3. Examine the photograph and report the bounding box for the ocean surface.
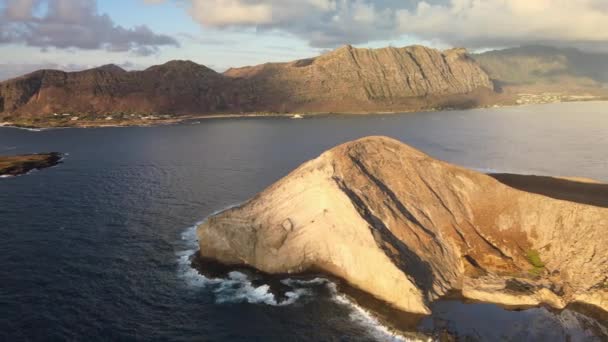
[1,102,607,341]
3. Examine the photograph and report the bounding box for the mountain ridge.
[0,45,496,124]
[474,45,608,89]
[2,44,607,127]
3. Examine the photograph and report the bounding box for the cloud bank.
[0,0,179,55]
[159,0,608,50]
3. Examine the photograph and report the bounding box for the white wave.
[176,205,314,306]
[180,223,200,249]
[215,271,276,305]
[177,207,425,340]
[326,283,427,342]
[282,277,425,341]
[556,309,608,337]
[0,125,46,132]
[176,248,223,287]
[281,277,331,287]
[175,202,246,276]
[0,174,13,178]
[213,271,314,306]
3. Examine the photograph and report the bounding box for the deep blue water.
[1,102,607,341]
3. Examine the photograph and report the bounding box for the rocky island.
[0,152,62,177]
[197,136,607,318]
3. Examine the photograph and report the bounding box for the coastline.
[1,98,607,130]
[191,132,608,327]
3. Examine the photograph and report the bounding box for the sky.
[1,0,608,80]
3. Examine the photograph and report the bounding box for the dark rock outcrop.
[0,152,62,176]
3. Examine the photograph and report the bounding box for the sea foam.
[177,210,424,341]
[176,207,314,306]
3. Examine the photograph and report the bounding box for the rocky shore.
[0,152,62,176]
[197,136,608,318]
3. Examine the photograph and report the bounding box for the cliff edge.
[197,136,608,315]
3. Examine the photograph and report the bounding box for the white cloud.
[396,0,608,50]
[157,0,608,50]
[191,0,273,26]
[0,0,179,55]
[184,0,400,47]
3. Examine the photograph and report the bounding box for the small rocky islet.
[0,152,62,177]
[196,136,608,321]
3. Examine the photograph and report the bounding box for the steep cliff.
[225,45,494,112]
[0,45,495,120]
[197,136,608,315]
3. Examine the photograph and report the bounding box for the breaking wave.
[176,213,422,341]
[327,283,421,342]
[176,222,315,306]
[214,271,313,306]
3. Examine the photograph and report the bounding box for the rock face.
[0,152,62,176]
[0,45,494,119]
[225,45,494,112]
[0,61,250,118]
[197,136,608,315]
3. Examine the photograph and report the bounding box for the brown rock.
[226,45,494,112]
[0,61,244,118]
[0,152,62,176]
[197,136,608,316]
[0,45,495,120]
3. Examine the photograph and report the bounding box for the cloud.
[186,0,400,47]
[177,32,236,45]
[0,0,179,55]
[396,0,608,51]
[158,0,608,50]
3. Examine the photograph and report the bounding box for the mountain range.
[1,45,606,126]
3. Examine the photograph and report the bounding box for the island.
[196,136,607,318]
[0,152,62,177]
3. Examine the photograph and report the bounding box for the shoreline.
[2,99,607,130]
[0,152,63,177]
